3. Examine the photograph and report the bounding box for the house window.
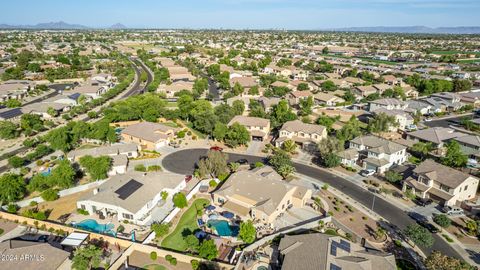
[128,152,132,157]
[440,184,450,193]
[80,205,85,210]
[464,185,468,191]
[122,213,133,220]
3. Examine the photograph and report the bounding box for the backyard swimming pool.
[207,220,239,237]
[74,219,115,235]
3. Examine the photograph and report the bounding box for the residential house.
[314,92,346,106]
[212,166,312,223]
[288,90,312,106]
[371,108,414,131]
[160,81,194,98]
[341,135,407,173]
[67,143,139,175]
[258,96,281,113]
[276,120,327,151]
[0,240,71,270]
[406,127,466,149]
[72,84,107,99]
[0,82,30,102]
[278,233,396,270]
[368,98,407,112]
[228,115,271,141]
[459,91,480,108]
[229,76,258,90]
[21,102,71,119]
[405,100,432,115]
[453,135,480,160]
[121,122,180,150]
[77,171,187,225]
[353,85,377,98]
[403,159,479,206]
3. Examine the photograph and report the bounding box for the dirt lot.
[21,189,94,222]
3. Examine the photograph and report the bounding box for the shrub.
[328,211,334,216]
[209,180,218,188]
[29,201,38,207]
[217,173,229,181]
[394,239,402,247]
[150,251,157,260]
[77,208,89,215]
[134,164,146,172]
[7,204,18,213]
[190,259,200,270]
[176,130,186,138]
[147,165,162,172]
[362,216,367,220]
[321,184,329,190]
[8,156,25,168]
[41,189,59,201]
[151,223,170,238]
[117,225,125,233]
[433,214,451,228]
[172,192,188,208]
[254,162,264,168]
[442,234,454,243]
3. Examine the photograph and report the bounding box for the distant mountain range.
[325,26,480,34]
[0,22,479,34]
[0,21,128,30]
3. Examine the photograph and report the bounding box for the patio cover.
[222,200,250,217]
[60,232,89,247]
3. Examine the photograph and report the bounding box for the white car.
[361,169,376,177]
[424,118,432,122]
[443,206,464,216]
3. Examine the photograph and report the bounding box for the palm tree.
[277,164,296,179]
[282,139,297,154]
[228,162,240,172]
[466,220,478,236]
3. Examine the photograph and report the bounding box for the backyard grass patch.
[142,264,168,270]
[161,198,209,251]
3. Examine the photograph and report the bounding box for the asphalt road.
[121,59,144,98]
[162,148,462,259]
[423,113,476,128]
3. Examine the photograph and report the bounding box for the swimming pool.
[74,219,115,235]
[208,220,239,237]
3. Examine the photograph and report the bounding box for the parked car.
[424,118,432,122]
[407,211,425,223]
[360,169,376,177]
[414,197,433,207]
[210,146,223,151]
[442,206,464,216]
[418,220,440,233]
[236,158,248,165]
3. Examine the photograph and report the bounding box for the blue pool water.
[208,220,239,237]
[75,219,115,235]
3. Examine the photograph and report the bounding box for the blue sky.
[2,0,479,29]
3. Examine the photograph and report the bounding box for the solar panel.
[331,239,351,256]
[330,263,342,270]
[115,179,143,200]
[0,108,22,119]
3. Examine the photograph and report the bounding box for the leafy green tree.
[198,239,218,260]
[79,155,112,180]
[297,83,309,91]
[20,114,44,134]
[185,234,200,252]
[322,47,329,54]
[336,116,362,141]
[411,142,433,160]
[453,79,472,92]
[270,100,297,128]
[72,244,103,270]
[268,149,293,171]
[232,100,245,116]
[367,113,398,133]
[0,173,26,203]
[46,126,73,152]
[323,153,341,168]
[232,82,245,96]
[51,160,76,189]
[213,123,228,141]
[47,107,58,117]
[8,156,25,168]
[41,189,59,201]
[225,122,250,147]
[433,214,451,228]
[0,121,19,139]
[173,192,188,208]
[5,99,21,108]
[299,96,314,116]
[316,115,337,131]
[384,170,402,184]
[404,224,434,248]
[318,136,343,157]
[321,80,337,91]
[442,141,468,168]
[151,223,170,238]
[238,220,256,244]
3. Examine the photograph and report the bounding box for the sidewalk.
[293,157,479,266]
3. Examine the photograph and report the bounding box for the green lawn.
[161,198,209,251]
[166,102,178,108]
[161,121,180,128]
[431,51,480,56]
[185,122,207,139]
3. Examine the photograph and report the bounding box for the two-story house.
[368,98,407,112]
[403,159,479,206]
[228,115,271,141]
[340,135,407,173]
[453,135,480,161]
[121,122,180,150]
[275,120,327,151]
